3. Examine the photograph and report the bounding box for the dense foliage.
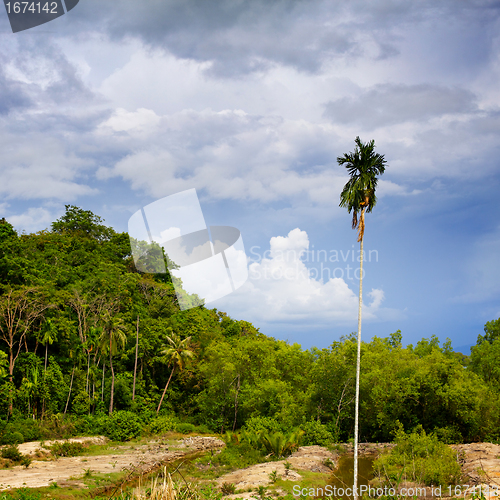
[0,209,499,445]
[373,425,462,487]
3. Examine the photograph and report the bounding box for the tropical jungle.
[0,207,499,500]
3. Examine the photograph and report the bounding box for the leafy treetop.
[0,218,17,241]
[51,206,114,241]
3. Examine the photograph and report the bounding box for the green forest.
[1,206,500,447]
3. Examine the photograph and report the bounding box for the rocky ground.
[1,439,499,496]
[451,443,500,489]
[0,436,224,490]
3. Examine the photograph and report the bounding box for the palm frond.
[338,136,387,236]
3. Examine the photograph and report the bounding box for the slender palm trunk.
[232,374,241,432]
[132,315,139,401]
[64,365,76,415]
[353,224,364,500]
[109,339,115,415]
[156,366,175,414]
[101,362,105,402]
[44,343,48,372]
[85,351,91,395]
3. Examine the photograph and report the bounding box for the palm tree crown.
[161,333,194,371]
[338,136,387,241]
[156,332,194,413]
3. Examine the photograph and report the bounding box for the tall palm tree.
[156,332,194,414]
[99,312,127,415]
[338,136,387,500]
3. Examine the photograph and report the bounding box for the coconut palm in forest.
[338,136,387,500]
[156,332,194,414]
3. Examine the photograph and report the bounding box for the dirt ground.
[216,445,339,499]
[1,439,500,495]
[451,443,500,488]
[0,436,224,490]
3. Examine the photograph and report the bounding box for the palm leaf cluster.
[225,428,304,458]
[338,136,387,241]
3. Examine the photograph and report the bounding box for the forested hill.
[0,206,499,445]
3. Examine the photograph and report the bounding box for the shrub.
[12,419,41,442]
[221,482,236,495]
[1,431,24,445]
[434,426,463,444]
[39,414,76,439]
[175,422,196,434]
[105,411,142,441]
[149,415,177,435]
[10,488,41,500]
[259,429,304,458]
[50,441,85,458]
[374,425,462,487]
[301,420,334,446]
[71,391,91,416]
[72,414,108,437]
[242,416,282,435]
[1,445,23,462]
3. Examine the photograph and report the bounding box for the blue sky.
[1,0,500,352]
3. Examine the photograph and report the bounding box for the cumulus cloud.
[5,206,57,233]
[97,108,350,205]
[213,228,394,325]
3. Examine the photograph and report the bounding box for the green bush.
[1,431,24,445]
[374,425,462,487]
[301,420,333,446]
[105,411,142,441]
[258,429,304,458]
[71,391,91,416]
[71,414,106,437]
[175,422,196,434]
[149,415,177,435]
[13,419,41,442]
[50,441,85,458]
[39,414,76,439]
[10,487,41,500]
[434,426,463,444]
[1,445,23,462]
[242,416,282,435]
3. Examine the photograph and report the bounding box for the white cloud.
[213,228,395,325]
[98,107,161,134]
[0,131,96,201]
[6,207,56,233]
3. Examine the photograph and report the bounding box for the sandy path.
[0,436,224,490]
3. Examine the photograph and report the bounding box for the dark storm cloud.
[0,38,112,201]
[57,0,371,75]
[59,0,500,77]
[323,84,478,127]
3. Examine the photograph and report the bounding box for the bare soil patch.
[216,445,339,497]
[0,436,224,491]
[451,443,500,488]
